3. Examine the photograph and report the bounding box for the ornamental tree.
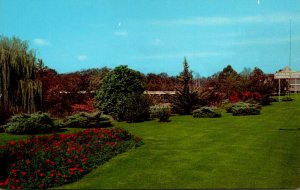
[171,57,199,114]
[96,65,149,122]
[0,36,42,114]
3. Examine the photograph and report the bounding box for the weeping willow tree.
[0,36,42,113]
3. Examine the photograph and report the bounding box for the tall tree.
[171,57,199,114]
[0,36,42,113]
[96,65,149,122]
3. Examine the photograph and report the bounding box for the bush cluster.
[3,112,59,135]
[226,102,261,116]
[192,107,221,118]
[0,128,143,189]
[62,112,112,128]
[281,96,294,101]
[150,105,171,122]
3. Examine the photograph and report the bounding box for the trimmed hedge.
[226,102,261,116]
[62,112,112,128]
[150,105,171,122]
[192,107,221,118]
[3,112,59,135]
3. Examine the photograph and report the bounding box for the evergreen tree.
[96,65,149,122]
[0,36,42,113]
[171,57,198,114]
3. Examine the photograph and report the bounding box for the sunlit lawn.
[1,95,300,188]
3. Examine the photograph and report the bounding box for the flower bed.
[0,128,143,189]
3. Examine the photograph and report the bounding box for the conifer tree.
[171,57,198,114]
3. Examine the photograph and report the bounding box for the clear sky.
[1,0,300,76]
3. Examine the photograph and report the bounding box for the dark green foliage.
[226,102,261,116]
[124,93,150,123]
[3,112,59,135]
[281,96,294,101]
[96,65,149,122]
[171,58,199,115]
[62,112,112,128]
[150,105,171,122]
[192,107,221,118]
[269,97,279,102]
[259,95,271,105]
[0,107,13,126]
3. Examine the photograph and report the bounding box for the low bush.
[269,97,279,102]
[281,96,294,101]
[225,102,261,113]
[62,112,112,128]
[227,102,261,116]
[0,128,143,189]
[192,107,221,118]
[3,112,59,135]
[150,105,171,122]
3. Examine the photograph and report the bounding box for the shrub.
[150,105,171,122]
[124,93,150,123]
[269,97,279,102]
[3,112,59,135]
[62,112,112,128]
[225,102,261,113]
[192,107,221,118]
[281,96,294,101]
[96,65,147,122]
[0,128,143,189]
[227,102,261,116]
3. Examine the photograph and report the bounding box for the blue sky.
[1,0,300,76]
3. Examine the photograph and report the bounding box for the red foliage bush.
[0,128,143,189]
[71,98,96,113]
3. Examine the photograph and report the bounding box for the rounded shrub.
[124,93,150,123]
[62,112,112,128]
[150,105,171,122]
[4,112,59,135]
[192,107,221,118]
[228,102,261,116]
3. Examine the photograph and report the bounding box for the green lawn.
[2,96,300,188]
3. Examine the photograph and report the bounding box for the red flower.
[21,172,27,176]
[9,141,16,146]
[26,159,30,164]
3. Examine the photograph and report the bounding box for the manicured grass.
[1,95,300,188]
[60,95,300,189]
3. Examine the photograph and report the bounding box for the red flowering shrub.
[71,98,96,113]
[0,128,143,189]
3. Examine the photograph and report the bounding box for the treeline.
[0,36,288,123]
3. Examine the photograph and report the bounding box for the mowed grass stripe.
[61,96,300,189]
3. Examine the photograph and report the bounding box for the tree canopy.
[0,36,42,113]
[96,65,149,121]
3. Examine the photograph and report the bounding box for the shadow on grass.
[279,128,300,131]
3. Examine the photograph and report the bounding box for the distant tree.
[0,36,42,113]
[145,72,179,91]
[171,57,199,114]
[248,67,273,96]
[96,65,149,122]
[217,65,242,98]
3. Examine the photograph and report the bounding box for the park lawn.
[60,96,300,189]
[1,95,300,188]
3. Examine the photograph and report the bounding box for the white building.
[274,66,300,93]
